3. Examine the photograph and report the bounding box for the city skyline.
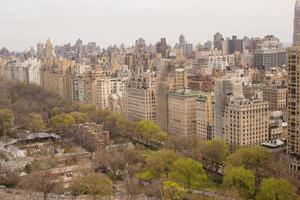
[0,0,294,51]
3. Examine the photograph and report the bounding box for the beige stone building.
[156,61,188,131]
[243,84,287,113]
[123,71,157,122]
[168,90,198,136]
[71,69,125,110]
[40,57,75,100]
[196,92,214,140]
[260,86,287,112]
[223,97,269,147]
[214,74,243,139]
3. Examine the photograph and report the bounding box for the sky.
[0,0,295,51]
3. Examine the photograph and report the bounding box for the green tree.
[70,112,87,124]
[137,120,161,135]
[163,181,186,200]
[170,158,207,190]
[136,170,155,182]
[223,166,255,199]
[152,132,169,142]
[135,120,169,144]
[256,178,298,200]
[76,173,113,200]
[28,113,46,132]
[227,147,275,187]
[103,112,127,137]
[0,109,14,136]
[199,140,228,173]
[146,149,179,178]
[50,113,75,129]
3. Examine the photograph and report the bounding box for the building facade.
[124,71,157,122]
[156,62,188,131]
[168,90,198,136]
[196,92,214,140]
[287,47,300,157]
[253,49,286,70]
[223,97,269,147]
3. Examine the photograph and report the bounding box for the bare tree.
[124,176,140,200]
[20,171,56,200]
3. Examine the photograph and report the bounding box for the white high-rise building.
[23,58,41,85]
[11,58,41,85]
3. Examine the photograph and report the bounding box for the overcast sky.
[0,0,295,51]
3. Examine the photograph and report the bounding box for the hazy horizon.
[0,0,295,51]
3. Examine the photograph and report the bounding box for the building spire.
[293,0,300,46]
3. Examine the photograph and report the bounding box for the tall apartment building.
[260,86,287,112]
[283,0,300,185]
[23,58,42,85]
[124,71,157,122]
[253,49,286,70]
[156,61,188,131]
[40,58,75,99]
[223,96,269,147]
[37,42,45,58]
[71,70,124,110]
[257,35,282,50]
[213,32,223,51]
[156,38,169,58]
[72,75,85,103]
[177,35,193,58]
[9,58,42,85]
[95,77,112,109]
[195,50,235,75]
[168,90,198,136]
[44,39,54,58]
[228,35,243,54]
[244,84,288,113]
[294,0,300,46]
[12,60,27,82]
[287,47,300,156]
[196,92,214,140]
[213,32,228,54]
[214,74,243,139]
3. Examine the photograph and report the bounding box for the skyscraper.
[168,90,198,136]
[156,61,187,131]
[179,34,185,45]
[156,38,168,58]
[213,74,243,139]
[293,0,300,46]
[44,39,54,58]
[287,0,300,158]
[213,32,223,51]
[124,71,157,122]
[287,48,300,156]
[285,1,300,183]
[228,35,244,54]
[37,42,44,58]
